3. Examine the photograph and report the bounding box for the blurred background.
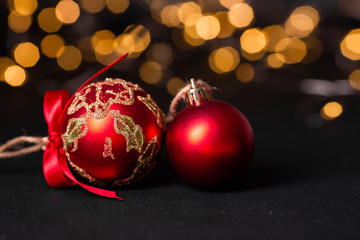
[0,0,359,152]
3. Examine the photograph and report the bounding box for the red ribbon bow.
[42,53,128,200]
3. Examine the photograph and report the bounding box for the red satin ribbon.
[42,53,128,200]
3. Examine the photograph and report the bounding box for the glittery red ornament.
[60,78,165,186]
[166,80,254,187]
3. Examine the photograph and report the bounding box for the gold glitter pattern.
[110,110,144,153]
[114,135,159,186]
[103,137,115,159]
[67,78,143,120]
[66,152,105,186]
[62,116,88,152]
[137,94,166,129]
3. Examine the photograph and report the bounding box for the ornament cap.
[186,78,209,106]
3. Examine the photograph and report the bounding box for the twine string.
[0,136,48,159]
[166,79,215,122]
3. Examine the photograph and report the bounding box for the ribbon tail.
[57,152,122,200]
[62,166,122,200]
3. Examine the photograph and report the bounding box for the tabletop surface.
[1,74,359,240]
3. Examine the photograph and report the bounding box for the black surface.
[1,78,360,240]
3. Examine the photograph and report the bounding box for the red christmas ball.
[166,91,254,187]
[60,78,165,186]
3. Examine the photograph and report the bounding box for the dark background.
[1,0,360,239]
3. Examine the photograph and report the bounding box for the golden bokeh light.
[8,11,32,33]
[115,24,151,57]
[240,28,268,54]
[241,49,265,61]
[178,2,202,26]
[13,42,40,68]
[95,51,120,66]
[228,3,254,28]
[37,8,63,33]
[4,65,27,87]
[106,0,129,14]
[214,11,235,39]
[167,77,185,96]
[263,25,288,52]
[349,69,360,91]
[40,34,65,58]
[220,0,244,9]
[275,38,307,64]
[235,63,254,83]
[139,61,162,84]
[183,25,206,47]
[147,43,173,67]
[196,15,220,40]
[80,0,106,13]
[340,29,360,61]
[55,0,81,24]
[161,4,181,27]
[56,45,82,71]
[209,46,240,73]
[285,6,319,38]
[0,57,15,81]
[320,101,343,120]
[92,30,116,56]
[266,53,285,68]
[13,0,37,16]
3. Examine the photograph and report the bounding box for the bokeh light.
[0,57,15,81]
[167,77,185,96]
[55,0,81,24]
[178,2,202,26]
[240,28,268,54]
[228,3,254,28]
[285,6,319,38]
[235,63,254,83]
[106,0,129,14]
[320,101,343,121]
[349,69,360,91]
[13,42,40,68]
[13,0,38,16]
[196,15,220,40]
[183,24,205,47]
[8,11,32,33]
[92,30,116,56]
[275,38,307,64]
[266,53,285,68]
[4,65,27,87]
[56,45,82,71]
[80,0,106,14]
[263,25,288,52]
[115,24,151,57]
[139,61,162,84]
[340,29,360,61]
[209,46,240,73]
[40,34,65,58]
[147,43,173,67]
[220,0,243,9]
[161,4,181,27]
[37,8,63,33]
[214,11,235,39]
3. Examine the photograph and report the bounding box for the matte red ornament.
[60,78,165,186]
[166,79,254,187]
